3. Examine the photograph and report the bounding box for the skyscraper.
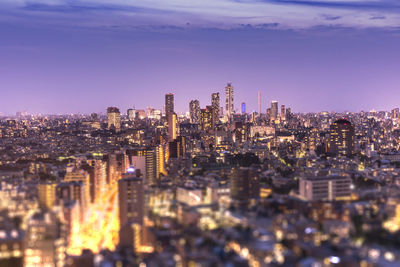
[127,108,136,121]
[165,93,174,120]
[168,112,177,141]
[241,102,246,114]
[230,167,260,203]
[281,104,285,121]
[200,106,213,130]
[329,119,354,156]
[270,101,278,122]
[118,173,144,248]
[211,92,220,117]
[107,107,121,131]
[225,83,234,118]
[258,91,261,115]
[189,100,201,124]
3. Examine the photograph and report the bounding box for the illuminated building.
[0,229,24,267]
[280,104,285,121]
[168,112,177,141]
[329,119,354,156]
[156,144,166,177]
[270,101,278,121]
[127,148,158,185]
[391,108,400,119]
[225,83,234,118]
[189,100,200,124]
[258,91,261,115]
[56,181,87,220]
[38,182,57,210]
[118,173,144,248]
[25,211,66,267]
[64,168,90,209]
[305,128,320,151]
[165,93,174,120]
[107,107,121,132]
[200,106,214,130]
[81,160,107,203]
[127,108,136,121]
[299,176,352,201]
[241,102,246,114]
[230,167,260,203]
[211,92,220,120]
[169,136,186,158]
[286,107,291,120]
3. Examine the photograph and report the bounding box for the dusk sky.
[1,0,400,115]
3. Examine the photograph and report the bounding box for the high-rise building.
[230,167,260,203]
[241,102,246,114]
[270,101,278,121]
[391,108,400,119]
[168,112,177,141]
[211,92,220,117]
[127,147,160,185]
[280,104,285,121]
[329,119,354,156]
[118,173,144,248]
[107,107,121,132]
[169,136,186,158]
[189,100,201,124]
[127,108,136,121]
[225,83,234,118]
[165,93,174,120]
[200,106,214,130]
[258,91,261,115]
[38,182,57,210]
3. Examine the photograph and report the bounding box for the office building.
[329,119,354,156]
[107,107,121,132]
[189,100,201,124]
[165,93,174,120]
[168,112,177,141]
[38,182,57,210]
[299,176,352,201]
[270,101,278,121]
[118,173,144,248]
[230,167,260,203]
[281,104,285,121]
[211,93,220,118]
[225,83,234,118]
[127,108,136,121]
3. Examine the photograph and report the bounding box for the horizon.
[1,1,400,114]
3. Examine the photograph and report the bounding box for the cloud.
[0,0,400,29]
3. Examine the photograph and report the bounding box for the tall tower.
[270,101,278,122]
[189,100,200,124]
[281,105,285,121]
[168,112,177,141]
[118,173,144,248]
[329,119,354,156]
[211,93,220,117]
[107,107,121,131]
[258,91,261,115]
[241,102,246,114]
[225,83,234,118]
[165,93,174,120]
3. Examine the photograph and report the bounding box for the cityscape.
[1,84,400,266]
[2,0,400,267]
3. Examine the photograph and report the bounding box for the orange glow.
[67,182,119,255]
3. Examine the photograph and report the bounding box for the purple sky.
[1,1,400,115]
